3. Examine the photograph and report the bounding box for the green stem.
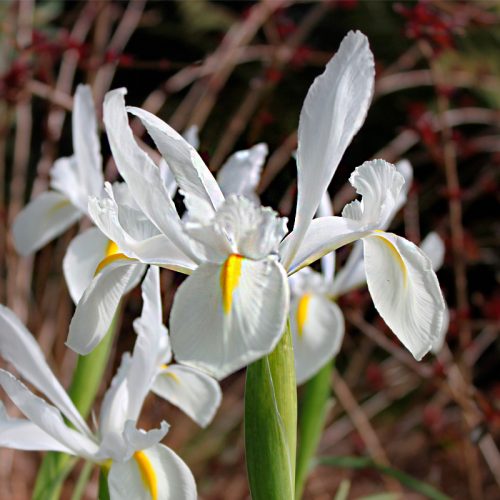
[33,313,119,500]
[295,360,333,499]
[98,467,111,500]
[245,321,297,500]
[70,461,95,500]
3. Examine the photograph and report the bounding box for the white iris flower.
[0,271,197,500]
[68,31,445,380]
[12,85,104,256]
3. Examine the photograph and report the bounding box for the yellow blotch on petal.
[374,235,407,286]
[220,254,244,314]
[296,293,311,338]
[94,240,133,276]
[134,450,158,500]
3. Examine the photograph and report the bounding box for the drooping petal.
[67,260,141,355]
[127,105,224,211]
[63,227,109,303]
[341,159,404,229]
[432,305,449,354]
[216,143,268,200]
[0,402,71,452]
[363,232,446,360]
[0,370,98,460]
[12,191,81,256]
[282,31,375,268]
[420,231,445,271]
[291,293,344,384]
[72,84,104,198]
[108,444,197,500]
[281,216,369,275]
[152,364,222,428]
[88,186,196,273]
[0,305,92,437]
[170,257,289,380]
[103,89,197,261]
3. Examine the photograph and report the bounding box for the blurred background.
[0,1,499,498]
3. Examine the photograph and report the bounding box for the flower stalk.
[295,360,334,499]
[245,321,297,500]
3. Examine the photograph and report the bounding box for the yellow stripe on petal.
[134,450,158,500]
[296,293,311,338]
[160,364,180,383]
[48,198,71,215]
[94,240,134,275]
[220,254,244,314]
[374,235,407,286]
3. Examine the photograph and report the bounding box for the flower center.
[94,240,133,275]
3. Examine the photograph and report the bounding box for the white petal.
[342,159,404,229]
[127,105,224,211]
[182,125,200,149]
[72,84,104,198]
[330,241,366,297]
[88,187,196,273]
[0,305,92,437]
[63,227,109,303]
[216,143,267,199]
[393,159,413,215]
[103,89,197,261]
[12,191,81,255]
[291,293,344,384]
[152,364,222,428]
[283,31,375,268]
[122,420,170,456]
[0,370,98,459]
[316,192,335,281]
[281,216,369,275]
[363,232,446,360]
[170,258,289,379]
[431,305,449,354]
[0,402,72,452]
[67,260,140,355]
[108,444,196,500]
[50,157,90,213]
[420,232,445,271]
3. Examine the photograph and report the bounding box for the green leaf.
[317,456,450,500]
[295,360,333,499]
[245,321,297,500]
[33,312,119,500]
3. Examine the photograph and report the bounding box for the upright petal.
[363,232,446,360]
[152,365,222,428]
[420,231,445,271]
[12,191,81,256]
[103,89,197,261]
[0,370,98,460]
[283,31,375,268]
[317,192,335,281]
[50,157,90,213]
[170,258,289,379]
[127,105,224,211]
[217,143,268,200]
[72,84,104,198]
[67,260,140,355]
[291,293,344,384]
[0,305,92,437]
[108,444,197,500]
[342,160,404,229]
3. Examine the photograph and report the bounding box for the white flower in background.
[69,31,445,380]
[0,277,197,500]
[12,85,104,255]
[134,266,222,427]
